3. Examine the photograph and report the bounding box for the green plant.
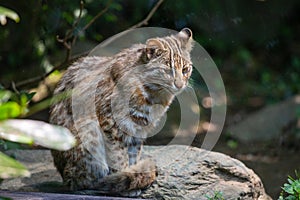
[0,88,35,120]
[0,88,75,180]
[226,139,238,149]
[0,6,20,25]
[205,191,225,200]
[278,171,300,200]
[224,132,239,149]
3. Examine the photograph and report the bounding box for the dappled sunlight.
[30,71,63,102]
[201,96,213,108]
[201,121,217,132]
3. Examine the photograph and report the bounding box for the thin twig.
[11,82,19,94]
[56,0,85,62]
[14,64,63,88]
[70,0,113,54]
[128,0,164,30]
[83,0,113,31]
[73,0,84,30]
[57,0,84,44]
[12,0,164,89]
[12,0,113,89]
[13,1,86,89]
[15,52,88,88]
[72,0,84,47]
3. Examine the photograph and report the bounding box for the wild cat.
[50,28,194,196]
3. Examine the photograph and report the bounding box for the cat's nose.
[174,80,184,89]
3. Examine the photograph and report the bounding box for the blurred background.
[0,0,300,198]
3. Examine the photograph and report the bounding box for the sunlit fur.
[50,28,194,196]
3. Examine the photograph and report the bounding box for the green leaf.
[104,13,117,22]
[0,6,20,25]
[0,90,12,104]
[110,3,122,11]
[0,119,76,151]
[0,130,33,145]
[0,151,30,179]
[283,183,295,195]
[285,195,297,200]
[0,140,23,151]
[25,92,36,102]
[226,139,238,149]
[293,179,300,193]
[0,102,22,120]
[19,93,28,107]
[288,177,295,185]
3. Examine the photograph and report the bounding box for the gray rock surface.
[227,95,300,142]
[1,145,271,199]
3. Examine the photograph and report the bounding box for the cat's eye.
[182,66,191,75]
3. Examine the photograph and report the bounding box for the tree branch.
[128,0,164,30]
[11,0,164,89]
[56,0,84,62]
[14,52,88,88]
[82,0,113,31]
[70,0,113,54]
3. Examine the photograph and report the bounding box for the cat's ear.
[177,28,194,52]
[178,28,193,40]
[144,39,165,60]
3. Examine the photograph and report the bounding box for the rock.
[1,145,271,199]
[0,191,135,200]
[142,146,271,200]
[227,95,300,142]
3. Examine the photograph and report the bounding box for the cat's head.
[142,28,194,94]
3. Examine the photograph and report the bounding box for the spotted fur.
[50,28,194,196]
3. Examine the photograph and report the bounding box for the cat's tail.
[79,159,157,197]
